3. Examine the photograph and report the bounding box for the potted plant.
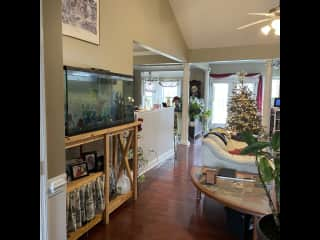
[200,110,212,134]
[189,96,205,126]
[240,131,280,240]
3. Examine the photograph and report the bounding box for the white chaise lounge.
[201,134,258,174]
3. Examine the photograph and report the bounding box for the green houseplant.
[189,96,205,122]
[240,131,280,240]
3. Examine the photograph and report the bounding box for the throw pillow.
[228,148,243,155]
[228,148,254,155]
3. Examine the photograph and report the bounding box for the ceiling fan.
[237,5,280,36]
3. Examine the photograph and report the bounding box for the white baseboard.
[138,149,174,176]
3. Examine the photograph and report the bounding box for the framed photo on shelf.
[70,162,89,180]
[95,155,104,172]
[67,158,84,166]
[82,151,97,173]
[205,169,217,185]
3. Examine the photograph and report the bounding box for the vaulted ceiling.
[168,0,280,49]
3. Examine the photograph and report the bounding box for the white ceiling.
[169,0,280,49]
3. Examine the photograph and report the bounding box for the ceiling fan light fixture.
[261,25,271,35]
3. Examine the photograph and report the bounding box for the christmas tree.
[226,72,263,135]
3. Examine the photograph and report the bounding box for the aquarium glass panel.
[65,67,135,136]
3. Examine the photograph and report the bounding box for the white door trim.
[40,0,48,239]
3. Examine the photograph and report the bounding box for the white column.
[180,63,190,146]
[204,68,210,110]
[262,60,273,134]
[203,67,211,133]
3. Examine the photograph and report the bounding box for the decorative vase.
[202,118,208,134]
[256,214,280,240]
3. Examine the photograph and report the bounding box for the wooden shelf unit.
[67,172,104,193]
[65,121,141,240]
[67,214,103,240]
[108,191,133,214]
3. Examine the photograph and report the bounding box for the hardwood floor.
[82,141,237,240]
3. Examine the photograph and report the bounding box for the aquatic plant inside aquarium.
[64,66,135,136]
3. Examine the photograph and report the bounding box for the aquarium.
[64,66,135,136]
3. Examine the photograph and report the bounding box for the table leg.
[196,190,201,201]
[253,216,260,240]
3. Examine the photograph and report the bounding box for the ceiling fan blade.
[237,18,271,30]
[248,12,274,17]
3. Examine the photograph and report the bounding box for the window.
[236,83,256,97]
[272,78,280,98]
[271,77,280,106]
[144,91,153,110]
[141,71,182,108]
[162,84,178,104]
[212,83,229,125]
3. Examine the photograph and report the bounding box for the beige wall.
[210,62,267,75]
[189,44,280,63]
[190,68,205,81]
[43,0,65,178]
[63,0,188,75]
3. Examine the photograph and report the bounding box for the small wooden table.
[190,166,271,240]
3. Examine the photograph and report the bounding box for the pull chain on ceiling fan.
[237,5,280,36]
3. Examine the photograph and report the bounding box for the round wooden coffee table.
[190,166,271,240]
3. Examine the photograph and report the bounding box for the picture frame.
[67,158,84,166]
[61,0,100,45]
[82,151,97,173]
[66,166,72,182]
[70,162,89,180]
[95,155,104,172]
[205,169,217,185]
[190,80,201,98]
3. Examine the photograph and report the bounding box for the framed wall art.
[190,80,201,98]
[61,0,100,45]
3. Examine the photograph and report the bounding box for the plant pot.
[257,214,280,240]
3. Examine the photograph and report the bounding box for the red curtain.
[210,73,234,78]
[210,72,263,113]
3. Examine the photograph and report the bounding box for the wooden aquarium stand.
[65,121,141,240]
